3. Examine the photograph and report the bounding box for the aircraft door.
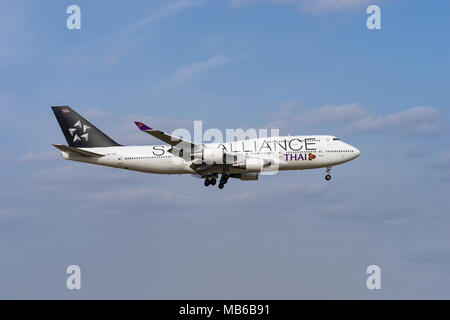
[318,139,325,158]
[326,137,333,152]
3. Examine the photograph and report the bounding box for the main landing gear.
[218,174,229,189]
[204,177,217,187]
[325,167,332,181]
[204,174,229,189]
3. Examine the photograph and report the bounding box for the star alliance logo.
[68,120,90,143]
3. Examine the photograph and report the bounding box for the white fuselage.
[60,135,360,175]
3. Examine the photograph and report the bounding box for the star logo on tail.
[68,120,90,143]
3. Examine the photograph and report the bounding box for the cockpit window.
[333,138,340,141]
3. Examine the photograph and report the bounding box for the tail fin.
[52,106,121,148]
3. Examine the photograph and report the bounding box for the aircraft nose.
[354,148,360,158]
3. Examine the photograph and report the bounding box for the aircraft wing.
[189,162,232,175]
[134,122,199,151]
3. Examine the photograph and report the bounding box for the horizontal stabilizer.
[52,144,105,157]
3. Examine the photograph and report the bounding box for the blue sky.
[1,0,450,299]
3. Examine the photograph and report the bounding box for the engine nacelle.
[202,148,225,164]
[230,173,259,181]
[233,158,265,172]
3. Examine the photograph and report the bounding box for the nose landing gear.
[325,167,332,181]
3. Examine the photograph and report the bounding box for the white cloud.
[35,164,84,180]
[267,101,447,136]
[231,0,377,14]
[344,106,446,135]
[85,107,110,119]
[126,0,204,35]
[301,103,367,124]
[222,181,326,202]
[0,149,58,163]
[266,100,450,135]
[89,187,199,206]
[171,54,230,84]
[19,150,56,162]
[33,164,128,183]
[298,0,374,14]
[267,100,368,128]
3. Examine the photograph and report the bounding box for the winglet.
[134,122,153,131]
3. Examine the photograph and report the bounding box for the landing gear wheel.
[220,174,229,184]
[210,178,217,186]
[204,179,210,187]
[325,174,331,181]
[218,183,224,189]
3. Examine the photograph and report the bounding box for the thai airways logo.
[68,120,90,143]
[308,153,316,161]
[284,152,317,161]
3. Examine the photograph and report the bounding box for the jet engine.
[201,148,225,164]
[230,173,259,181]
[232,158,265,172]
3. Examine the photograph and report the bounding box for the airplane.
[51,106,360,189]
